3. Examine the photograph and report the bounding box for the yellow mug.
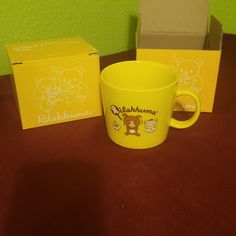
[100,61,200,149]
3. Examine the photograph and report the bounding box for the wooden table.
[0,34,235,236]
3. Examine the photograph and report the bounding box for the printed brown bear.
[122,113,142,136]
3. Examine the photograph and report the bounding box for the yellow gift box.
[136,0,223,112]
[6,36,102,129]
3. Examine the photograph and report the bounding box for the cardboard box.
[136,0,223,112]
[6,36,102,129]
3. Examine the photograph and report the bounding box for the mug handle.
[169,89,201,129]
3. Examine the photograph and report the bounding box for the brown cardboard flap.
[140,0,209,34]
[138,33,206,50]
[205,16,223,50]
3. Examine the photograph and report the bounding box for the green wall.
[0,0,235,75]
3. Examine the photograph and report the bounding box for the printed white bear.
[174,57,204,93]
[34,76,61,112]
[56,67,88,104]
[34,66,89,112]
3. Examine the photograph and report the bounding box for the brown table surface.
[0,34,235,236]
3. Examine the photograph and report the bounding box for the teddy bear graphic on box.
[172,55,204,93]
[34,66,88,112]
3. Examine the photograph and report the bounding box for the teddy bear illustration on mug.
[144,118,158,134]
[122,113,142,137]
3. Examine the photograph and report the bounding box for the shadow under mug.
[100,60,200,149]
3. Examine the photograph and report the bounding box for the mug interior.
[101,61,178,91]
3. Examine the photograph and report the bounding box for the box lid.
[140,0,209,34]
[6,36,97,64]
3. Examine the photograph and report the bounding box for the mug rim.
[101,60,178,92]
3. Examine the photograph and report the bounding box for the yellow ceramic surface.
[101,61,200,149]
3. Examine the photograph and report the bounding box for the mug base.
[108,135,167,150]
